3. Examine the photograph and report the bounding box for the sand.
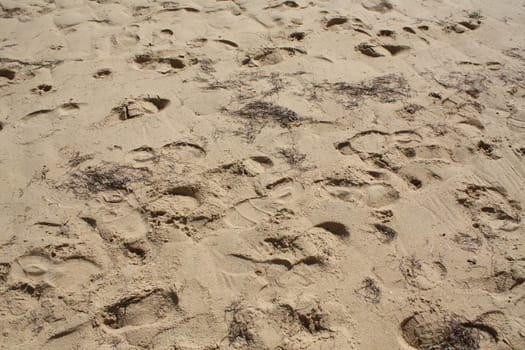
[1,0,524,349]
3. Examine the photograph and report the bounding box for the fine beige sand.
[1,0,525,349]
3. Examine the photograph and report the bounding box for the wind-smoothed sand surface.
[1,0,525,349]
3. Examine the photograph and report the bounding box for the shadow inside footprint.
[314,221,350,238]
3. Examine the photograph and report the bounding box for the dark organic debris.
[401,313,481,350]
[226,302,256,345]
[63,163,152,196]
[237,101,300,126]
[325,74,409,104]
[355,277,381,303]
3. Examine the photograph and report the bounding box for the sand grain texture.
[1,0,525,349]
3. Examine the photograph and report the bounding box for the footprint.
[401,311,481,349]
[399,256,447,290]
[126,146,158,163]
[220,156,274,177]
[159,2,200,13]
[224,299,348,349]
[223,197,275,229]
[133,52,186,73]
[93,68,112,79]
[377,29,395,37]
[381,44,410,56]
[242,48,283,66]
[215,39,239,48]
[356,42,386,57]
[289,32,306,41]
[337,129,421,156]
[31,84,53,94]
[397,164,442,190]
[152,185,202,215]
[373,223,397,242]
[264,1,299,9]
[0,68,16,80]
[325,17,348,29]
[11,254,99,292]
[224,179,300,229]
[108,96,170,122]
[323,179,400,208]
[94,206,150,242]
[111,30,140,48]
[314,221,350,238]
[102,289,179,329]
[507,110,525,132]
[456,184,521,237]
[445,19,482,34]
[161,141,207,161]
[362,0,393,13]
[22,102,81,121]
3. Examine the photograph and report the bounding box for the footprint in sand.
[23,102,81,121]
[321,177,400,208]
[132,51,186,74]
[399,256,447,290]
[10,254,99,292]
[101,289,179,329]
[224,177,301,229]
[456,184,521,237]
[103,95,170,124]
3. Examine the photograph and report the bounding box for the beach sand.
[0,0,524,349]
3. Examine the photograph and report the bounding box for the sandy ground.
[1,0,525,349]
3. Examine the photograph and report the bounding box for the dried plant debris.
[314,74,409,106]
[62,163,152,196]
[237,101,301,126]
[279,148,307,165]
[355,277,381,303]
[68,152,94,167]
